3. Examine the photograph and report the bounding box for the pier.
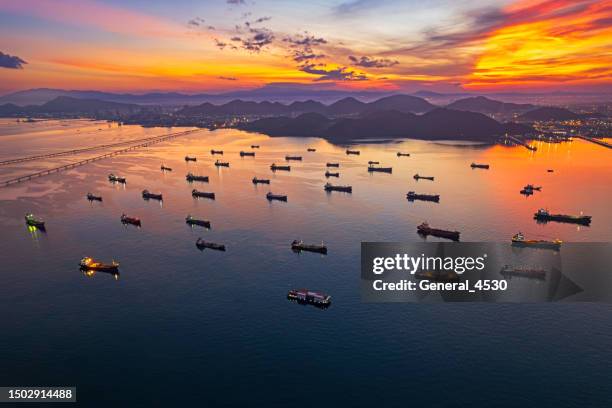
[504,135,537,151]
[0,129,199,188]
[575,135,612,149]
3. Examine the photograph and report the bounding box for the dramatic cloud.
[226,17,275,52]
[284,32,327,63]
[0,51,27,69]
[348,55,398,68]
[299,63,367,81]
[187,17,205,27]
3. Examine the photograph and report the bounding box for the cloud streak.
[0,51,27,69]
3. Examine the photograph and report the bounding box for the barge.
[266,192,288,202]
[160,165,173,171]
[185,156,197,162]
[185,215,211,228]
[325,171,339,178]
[196,238,226,251]
[414,174,434,181]
[287,289,331,307]
[192,189,215,199]
[79,257,119,272]
[86,193,103,202]
[270,163,290,171]
[251,145,260,148]
[326,163,340,167]
[285,155,302,161]
[252,177,270,184]
[511,232,561,250]
[240,151,255,157]
[215,160,230,167]
[120,214,141,226]
[470,163,490,169]
[397,152,410,157]
[406,191,440,202]
[186,173,209,182]
[368,161,379,165]
[142,190,163,200]
[291,240,327,254]
[211,150,223,155]
[368,166,392,173]
[307,148,316,152]
[417,222,460,241]
[108,173,126,183]
[346,149,360,155]
[324,183,352,193]
[534,208,591,225]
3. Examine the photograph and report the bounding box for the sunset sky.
[0,0,611,94]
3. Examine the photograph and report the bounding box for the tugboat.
[211,149,223,155]
[120,214,141,226]
[192,190,215,199]
[185,215,211,228]
[397,152,410,157]
[142,190,163,200]
[186,173,209,182]
[215,160,230,167]
[251,145,260,149]
[25,213,45,229]
[307,148,316,152]
[326,162,340,167]
[346,149,360,155]
[534,209,591,225]
[160,164,173,171]
[511,232,561,250]
[185,155,197,162]
[324,183,352,193]
[108,173,126,183]
[368,161,380,165]
[252,177,270,184]
[266,192,287,202]
[86,192,103,202]
[414,174,434,181]
[368,165,392,173]
[196,238,226,251]
[325,171,339,178]
[79,257,119,272]
[287,289,331,307]
[270,163,290,171]
[500,265,546,280]
[285,155,302,161]
[406,192,440,202]
[417,222,460,241]
[471,163,490,169]
[291,240,327,254]
[240,151,255,157]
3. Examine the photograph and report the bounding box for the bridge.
[575,135,612,149]
[0,129,200,188]
[504,135,537,151]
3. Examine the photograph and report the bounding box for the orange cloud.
[466,0,612,88]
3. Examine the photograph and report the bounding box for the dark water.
[1,120,611,407]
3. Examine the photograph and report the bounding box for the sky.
[0,0,611,95]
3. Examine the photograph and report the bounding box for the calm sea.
[1,119,611,407]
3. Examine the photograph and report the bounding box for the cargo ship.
[397,152,410,157]
[196,238,226,251]
[291,240,327,254]
[211,150,223,155]
[414,174,434,181]
[287,289,331,307]
[417,222,460,241]
[406,191,440,202]
[511,232,561,249]
[142,190,163,200]
[285,155,302,161]
[252,177,270,184]
[120,214,141,226]
[324,183,352,193]
[346,149,360,155]
[534,209,591,225]
[215,160,230,167]
[192,190,215,199]
[184,156,197,162]
[186,173,209,182]
[470,163,490,169]
[160,164,173,171]
[185,215,211,228]
[108,173,126,183]
[79,257,119,272]
[270,163,290,171]
[325,171,339,178]
[500,265,546,280]
[368,166,392,173]
[326,162,340,167]
[25,213,45,229]
[86,192,102,202]
[266,192,287,202]
[240,151,255,157]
